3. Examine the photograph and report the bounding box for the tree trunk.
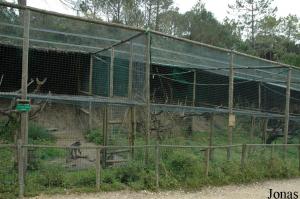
[251,2,255,48]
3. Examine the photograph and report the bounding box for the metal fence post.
[17,140,24,198]
[96,147,101,190]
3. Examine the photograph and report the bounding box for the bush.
[164,150,204,188]
[28,122,55,143]
[0,119,19,142]
[85,128,103,145]
[37,166,64,187]
[64,170,96,187]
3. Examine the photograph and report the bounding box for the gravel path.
[30,178,300,199]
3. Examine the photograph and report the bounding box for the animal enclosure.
[0,2,300,198]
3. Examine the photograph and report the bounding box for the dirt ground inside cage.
[30,178,300,199]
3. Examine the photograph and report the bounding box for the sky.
[18,0,300,22]
[174,0,300,21]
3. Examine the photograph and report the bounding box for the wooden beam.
[250,116,255,143]
[284,68,291,157]
[258,82,261,110]
[128,106,136,159]
[209,113,214,160]
[20,8,30,174]
[263,118,269,144]
[17,139,24,198]
[298,146,300,172]
[155,142,160,188]
[145,31,151,164]
[109,48,115,98]
[204,148,210,176]
[95,148,101,190]
[128,41,133,99]
[89,55,93,95]
[192,70,196,107]
[227,50,234,161]
[241,144,247,170]
[102,106,108,167]
[88,101,92,130]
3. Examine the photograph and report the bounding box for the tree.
[142,0,173,30]
[280,15,299,43]
[17,0,26,6]
[182,1,242,48]
[228,0,277,49]
[255,16,281,59]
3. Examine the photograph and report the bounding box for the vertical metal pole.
[89,55,93,95]
[128,41,133,99]
[284,68,291,157]
[209,113,214,160]
[17,139,24,198]
[21,8,30,173]
[96,148,101,190]
[227,50,234,161]
[145,32,151,164]
[109,48,115,98]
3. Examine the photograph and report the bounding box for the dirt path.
[30,178,300,199]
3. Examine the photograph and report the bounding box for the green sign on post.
[16,99,31,112]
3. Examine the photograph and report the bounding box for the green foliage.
[64,170,96,187]
[0,118,19,143]
[37,166,65,187]
[85,128,103,145]
[28,122,55,144]
[0,148,18,199]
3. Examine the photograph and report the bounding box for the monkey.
[66,140,82,163]
[70,140,82,159]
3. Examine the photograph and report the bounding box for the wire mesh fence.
[1,2,300,198]
[0,143,299,197]
[0,145,18,198]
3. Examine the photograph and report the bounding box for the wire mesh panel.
[24,146,98,194]
[1,3,300,196]
[29,10,142,53]
[0,146,18,198]
[0,5,23,46]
